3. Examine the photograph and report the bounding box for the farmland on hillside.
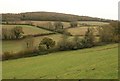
[2,25,52,36]
[31,21,109,29]
[3,44,118,79]
[2,21,109,53]
[78,21,109,26]
[3,21,108,29]
[2,34,63,53]
[31,21,70,29]
[66,27,99,36]
[2,11,119,80]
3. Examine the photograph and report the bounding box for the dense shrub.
[38,37,57,54]
[57,40,76,51]
[99,25,114,43]
[110,21,120,42]
[40,37,55,49]
[57,35,76,51]
[72,36,83,49]
[57,29,96,51]
[70,21,78,27]
[110,21,120,35]
[2,48,39,61]
[98,21,120,43]
[2,52,13,60]
[54,22,63,30]
[12,26,24,39]
[82,28,95,48]
[38,45,48,54]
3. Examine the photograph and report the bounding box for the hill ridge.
[2,11,112,22]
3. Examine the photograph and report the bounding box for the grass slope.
[3,44,118,79]
[2,25,52,35]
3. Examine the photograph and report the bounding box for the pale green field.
[3,44,118,79]
[2,25,52,35]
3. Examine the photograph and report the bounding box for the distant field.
[67,26,99,36]
[7,21,108,29]
[2,25,52,35]
[3,44,118,79]
[31,21,70,29]
[78,21,109,26]
[31,21,108,29]
[2,34,63,53]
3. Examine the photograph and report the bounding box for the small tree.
[70,21,78,27]
[82,28,95,48]
[13,26,24,39]
[57,35,68,50]
[99,25,114,43]
[38,44,47,54]
[109,21,120,42]
[40,37,55,49]
[57,35,76,50]
[110,21,120,35]
[38,45,46,51]
[72,35,82,49]
[54,22,63,30]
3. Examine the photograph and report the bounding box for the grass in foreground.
[3,44,118,79]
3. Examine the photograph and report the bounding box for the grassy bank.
[3,43,118,79]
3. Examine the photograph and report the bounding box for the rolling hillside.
[2,25,52,36]
[3,44,118,79]
[2,12,111,22]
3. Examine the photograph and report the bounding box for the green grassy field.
[2,25,52,35]
[3,43,118,79]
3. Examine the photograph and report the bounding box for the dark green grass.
[2,44,118,79]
